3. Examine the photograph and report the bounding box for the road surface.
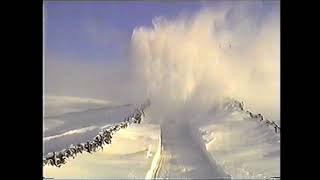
[156,118,231,179]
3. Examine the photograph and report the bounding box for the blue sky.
[43,1,277,65]
[44,1,206,65]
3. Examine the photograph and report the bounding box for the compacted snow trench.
[157,119,230,179]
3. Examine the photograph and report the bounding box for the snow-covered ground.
[153,99,279,179]
[197,103,280,179]
[43,123,160,179]
[44,95,110,117]
[43,96,279,179]
[157,119,230,179]
[43,96,160,179]
[43,96,135,154]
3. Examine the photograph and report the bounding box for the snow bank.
[43,124,160,179]
[145,128,162,179]
[199,110,280,179]
[189,124,230,178]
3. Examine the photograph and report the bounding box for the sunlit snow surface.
[198,104,280,179]
[43,96,160,179]
[43,123,160,179]
[43,96,279,179]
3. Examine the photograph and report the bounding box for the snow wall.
[145,127,162,179]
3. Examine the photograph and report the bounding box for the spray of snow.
[130,5,279,121]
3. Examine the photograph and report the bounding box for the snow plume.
[130,4,280,121]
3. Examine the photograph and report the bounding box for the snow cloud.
[130,4,279,120]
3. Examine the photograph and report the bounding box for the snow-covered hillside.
[44,96,111,117]
[43,96,160,179]
[43,123,161,179]
[43,96,279,179]
[43,96,136,154]
[197,100,280,178]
